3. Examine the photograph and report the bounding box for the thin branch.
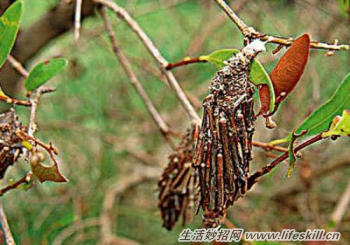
[0,201,15,245]
[74,0,83,42]
[166,57,207,70]
[213,0,257,37]
[252,140,289,154]
[7,55,29,78]
[99,7,176,149]
[28,88,45,137]
[0,172,33,197]
[272,155,350,200]
[100,165,160,244]
[17,131,59,155]
[248,134,323,189]
[0,95,31,107]
[94,0,201,124]
[52,218,100,245]
[331,181,350,228]
[213,0,349,51]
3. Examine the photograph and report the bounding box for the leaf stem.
[248,133,323,189]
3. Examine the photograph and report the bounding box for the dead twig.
[0,201,15,245]
[213,0,349,51]
[99,7,176,149]
[94,0,201,124]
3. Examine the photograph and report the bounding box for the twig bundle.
[158,124,200,230]
[194,42,263,227]
[0,109,25,178]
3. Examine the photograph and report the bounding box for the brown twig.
[166,57,207,70]
[0,172,33,197]
[213,0,349,51]
[94,0,201,124]
[99,7,176,149]
[0,95,31,107]
[252,140,288,153]
[16,131,59,155]
[272,155,350,201]
[0,201,15,245]
[248,134,324,189]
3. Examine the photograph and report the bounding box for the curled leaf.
[30,152,67,183]
[270,34,310,110]
[322,109,350,138]
[0,1,23,68]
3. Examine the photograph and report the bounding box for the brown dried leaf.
[30,152,67,183]
[270,34,310,108]
[258,84,271,116]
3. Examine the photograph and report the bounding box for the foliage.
[25,58,68,91]
[0,0,22,68]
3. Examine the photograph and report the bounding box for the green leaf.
[322,110,350,138]
[291,73,350,140]
[25,58,68,91]
[0,1,23,68]
[202,48,275,111]
[201,48,239,69]
[250,60,275,112]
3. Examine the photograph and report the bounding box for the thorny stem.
[94,0,201,124]
[0,201,15,245]
[99,7,176,149]
[214,0,349,51]
[247,134,323,190]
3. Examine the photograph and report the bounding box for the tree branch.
[94,0,201,124]
[248,134,324,189]
[0,201,15,245]
[213,0,349,51]
[99,7,176,149]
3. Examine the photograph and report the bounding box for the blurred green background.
[1,0,350,244]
